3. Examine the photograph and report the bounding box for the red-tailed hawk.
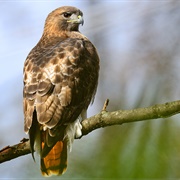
[23,6,99,176]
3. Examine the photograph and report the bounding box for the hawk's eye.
[63,12,72,18]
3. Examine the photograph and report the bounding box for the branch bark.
[1,99,180,164]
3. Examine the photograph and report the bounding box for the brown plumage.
[23,6,99,176]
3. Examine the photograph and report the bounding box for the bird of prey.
[23,6,99,176]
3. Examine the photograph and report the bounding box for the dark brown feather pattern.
[23,6,99,176]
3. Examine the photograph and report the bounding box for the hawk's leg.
[64,109,86,151]
[74,118,82,138]
[75,109,86,138]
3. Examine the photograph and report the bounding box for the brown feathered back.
[23,6,99,176]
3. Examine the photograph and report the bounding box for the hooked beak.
[67,14,84,25]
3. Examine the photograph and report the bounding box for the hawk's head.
[44,6,84,33]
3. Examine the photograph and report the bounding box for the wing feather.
[24,36,99,151]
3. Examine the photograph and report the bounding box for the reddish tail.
[41,141,67,176]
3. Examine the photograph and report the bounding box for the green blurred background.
[1,0,180,178]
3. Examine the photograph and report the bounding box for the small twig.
[102,99,109,111]
[20,138,29,143]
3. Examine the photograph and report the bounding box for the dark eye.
[63,12,72,18]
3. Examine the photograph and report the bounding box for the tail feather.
[41,141,67,176]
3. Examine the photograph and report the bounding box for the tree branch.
[81,100,180,135]
[0,138,30,163]
[1,100,180,163]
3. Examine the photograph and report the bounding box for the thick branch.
[81,100,180,135]
[1,100,180,163]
